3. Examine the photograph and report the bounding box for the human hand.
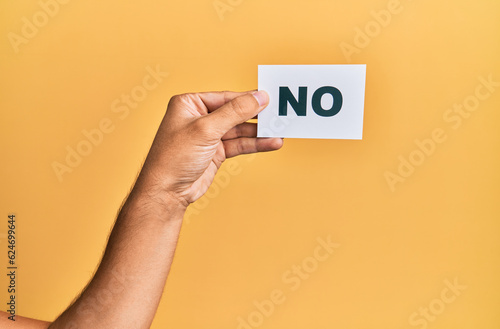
[134,90,283,208]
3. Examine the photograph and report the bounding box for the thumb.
[202,91,269,136]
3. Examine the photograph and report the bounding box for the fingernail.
[252,90,269,106]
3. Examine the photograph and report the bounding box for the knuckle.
[230,97,249,119]
[234,124,243,137]
[237,142,245,155]
[222,90,231,103]
[168,93,189,108]
[167,95,181,110]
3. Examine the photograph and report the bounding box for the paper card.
[257,65,366,139]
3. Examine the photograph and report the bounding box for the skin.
[0,90,282,328]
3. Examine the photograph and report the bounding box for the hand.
[134,90,283,207]
[14,92,283,329]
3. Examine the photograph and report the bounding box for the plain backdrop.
[1,1,499,328]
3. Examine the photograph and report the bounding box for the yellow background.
[1,0,499,328]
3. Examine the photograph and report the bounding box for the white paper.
[257,65,366,139]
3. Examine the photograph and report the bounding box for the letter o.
[408,150,425,166]
[463,96,479,112]
[270,116,286,132]
[76,140,93,156]
[365,20,381,37]
[33,12,49,27]
[311,86,343,117]
[302,256,319,273]
[247,311,264,327]
[429,298,446,315]
[204,182,220,199]
[131,86,147,102]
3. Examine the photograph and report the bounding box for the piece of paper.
[257,65,366,139]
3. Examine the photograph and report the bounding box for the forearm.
[49,186,186,329]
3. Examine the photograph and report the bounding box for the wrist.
[122,185,188,223]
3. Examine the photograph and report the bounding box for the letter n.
[279,87,307,116]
